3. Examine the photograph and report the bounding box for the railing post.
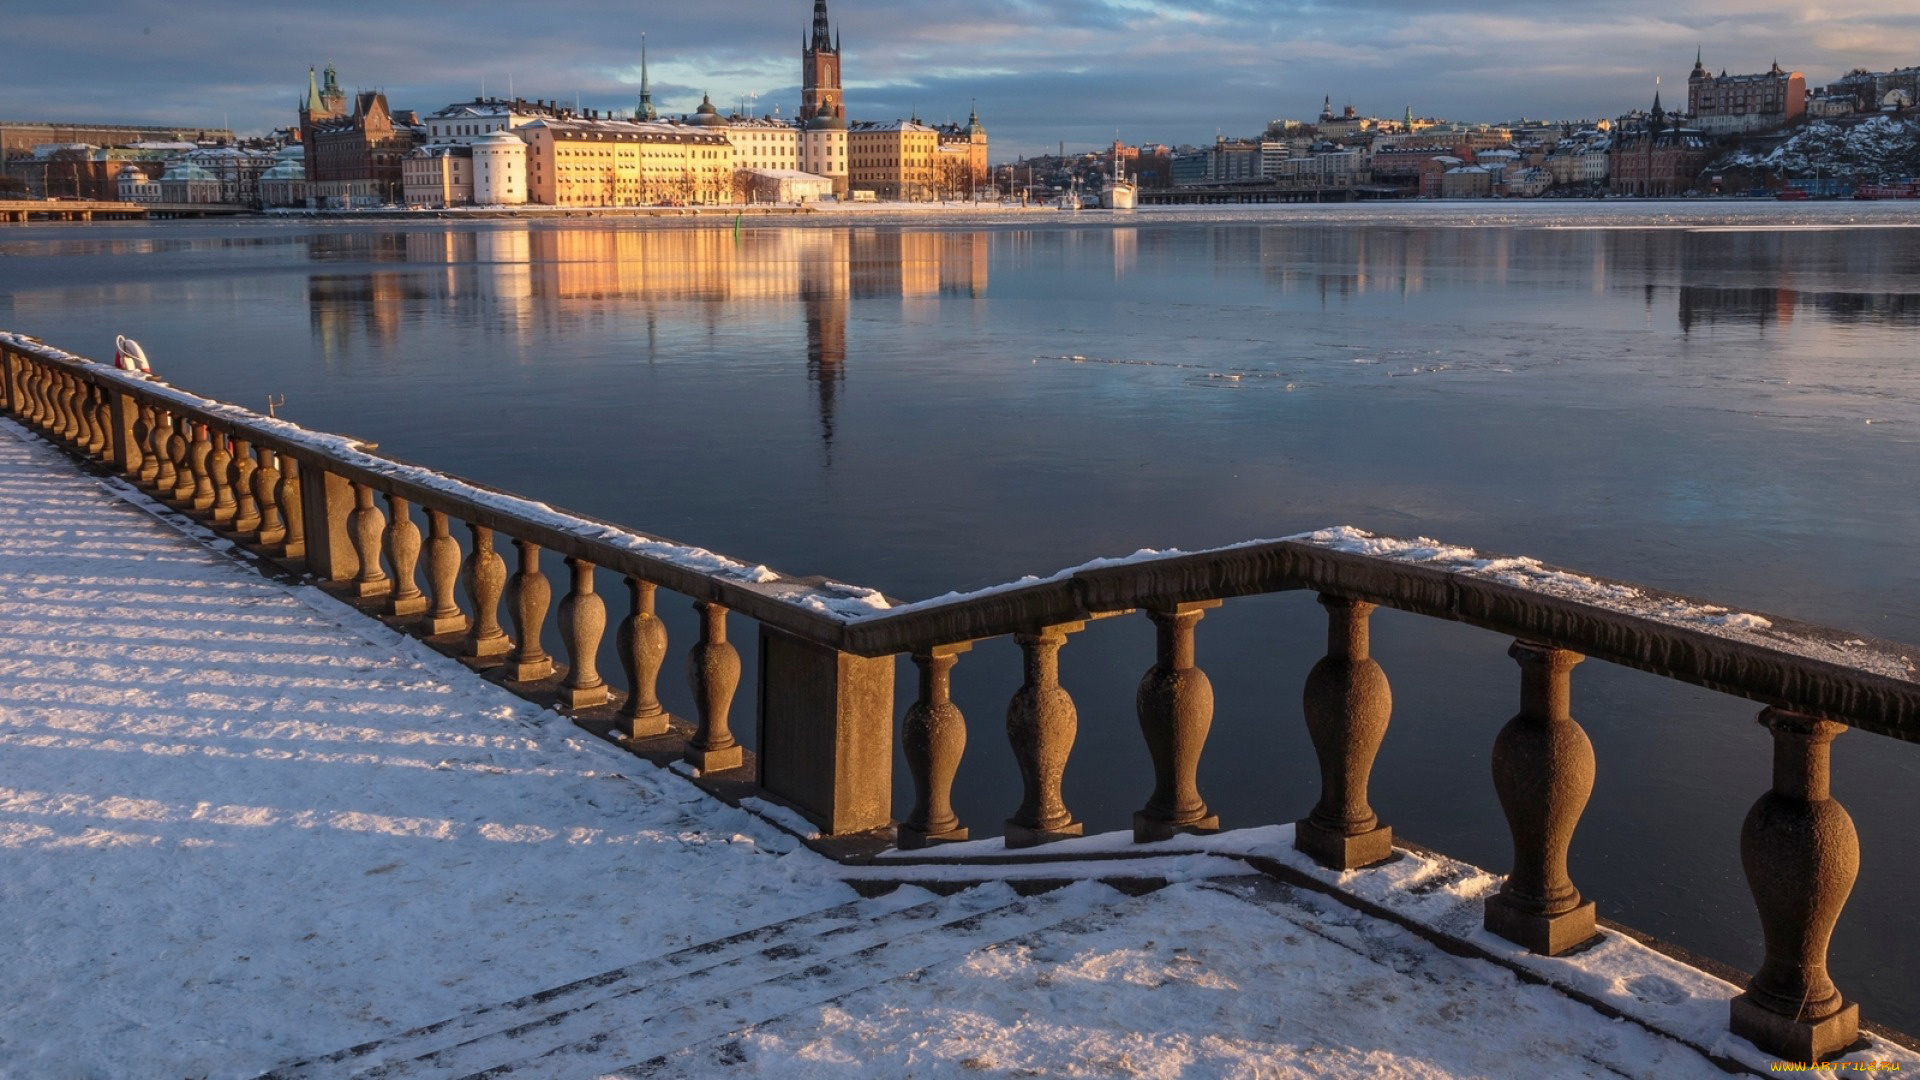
[166,417,193,505]
[187,422,215,512]
[135,404,161,487]
[757,626,896,835]
[899,643,970,849]
[557,557,609,708]
[252,450,285,551]
[460,524,511,659]
[300,466,358,582]
[151,409,178,495]
[684,600,744,772]
[383,495,426,617]
[1295,595,1393,868]
[346,482,390,597]
[1729,708,1860,1062]
[617,577,670,737]
[1005,620,1086,848]
[503,539,554,682]
[206,428,236,525]
[1135,602,1220,842]
[108,388,142,478]
[229,438,260,536]
[277,457,307,563]
[1486,641,1599,956]
[421,510,468,635]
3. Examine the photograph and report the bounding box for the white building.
[472,128,528,205]
[116,165,161,203]
[158,161,222,204]
[423,99,565,144]
[257,145,308,208]
[742,168,836,203]
[799,121,848,196]
[727,117,800,173]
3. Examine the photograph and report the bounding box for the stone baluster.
[1486,642,1599,956]
[422,510,468,635]
[55,373,78,442]
[1135,602,1221,842]
[557,557,609,708]
[139,406,165,488]
[166,418,193,504]
[252,450,285,550]
[229,438,260,536]
[1295,596,1394,868]
[1005,621,1087,848]
[616,577,670,737]
[186,422,214,512]
[502,540,554,681]
[81,385,106,456]
[206,429,236,525]
[460,524,511,659]
[382,495,426,616]
[151,411,178,494]
[88,387,112,459]
[899,643,971,849]
[1728,708,1860,1062]
[684,600,744,772]
[277,458,307,561]
[345,483,391,597]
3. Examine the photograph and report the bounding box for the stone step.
[259,882,1116,1080]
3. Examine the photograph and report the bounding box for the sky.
[7,0,1920,159]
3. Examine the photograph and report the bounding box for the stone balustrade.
[4,331,1916,1064]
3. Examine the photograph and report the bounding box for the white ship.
[1101,158,1137,210]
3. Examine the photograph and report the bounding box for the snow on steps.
[254,881,1123,1080]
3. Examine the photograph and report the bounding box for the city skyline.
[7,0,1920,157]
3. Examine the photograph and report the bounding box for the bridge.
[0,199,254,223]
[1,330,1916,1076]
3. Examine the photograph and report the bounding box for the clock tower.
[799,0,844,127]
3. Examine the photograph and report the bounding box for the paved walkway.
[0,418,1868,1078]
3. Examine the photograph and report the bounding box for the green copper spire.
[637,33,657,120]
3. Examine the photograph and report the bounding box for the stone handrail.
[1,329,1906,1062]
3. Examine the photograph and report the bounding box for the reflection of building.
[1687,52,1807,134]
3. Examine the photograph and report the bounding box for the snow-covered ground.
[0,415,1909,1079]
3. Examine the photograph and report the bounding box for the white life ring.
[114,335,152,376]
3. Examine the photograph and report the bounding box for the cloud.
[3,0,1917,159]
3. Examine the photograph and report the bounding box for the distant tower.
[637,34,658,120]
[298,63,349,187]
[1688,46,1709,116]
[799,0,844,126]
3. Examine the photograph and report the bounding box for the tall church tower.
[799,0,844,126]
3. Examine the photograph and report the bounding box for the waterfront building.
[187,145,275,207]
[848,119,939,200]
[157,160,222,204]
[297,64,349,182]
[0,120,232,163]
[727,116,801,173]
[517,116,732,206]
[1687,52,1806,133]
[257,145,308,208]
[472,128,528,205]
[423,99,566,144]
[115,165,160,203]
[1609,94,1711,195]
[796,0,850,196]
[403,143,474,208]
[933,109,990,196]
[309,89,421,208]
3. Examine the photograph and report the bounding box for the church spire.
[637,33,657,120]
[305,66,323,115]
[811,0,834,52]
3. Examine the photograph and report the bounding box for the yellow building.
[935,109,989,197]
[847,119,940,201]
[517,116,734,207]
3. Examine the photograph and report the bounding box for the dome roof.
[687,94,729,127]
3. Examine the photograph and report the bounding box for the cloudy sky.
[9,1,1920,158]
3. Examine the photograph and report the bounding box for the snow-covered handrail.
[0,330,1903,1061]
